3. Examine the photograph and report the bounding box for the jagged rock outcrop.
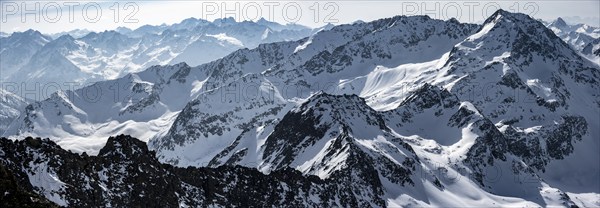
[0,135,389,207]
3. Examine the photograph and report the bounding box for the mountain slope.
[370,10,600,195]
[0,30,52,80]
[0,89,28,136]
[582,37,600,63]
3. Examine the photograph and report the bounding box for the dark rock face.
[399,83,460,111]
[261,93,420,207]
[0,163,59,208]
[463,119,510,185]
[262,106,331,166]
[0,135,380,207]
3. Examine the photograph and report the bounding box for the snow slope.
[0,89,28,135]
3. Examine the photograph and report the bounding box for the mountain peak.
[23,29,39,35]
[294,92,388,131]
[470,9,568,52]
[256,17,281,26]
[115,26,131,32]
[298,92,367,111]
[45,34,76,49]
[9,29,54,46]
[79,30,131,48]
[171,17,210,30]
[98,134,154,159]
[257,17,269,23]
[181,17,198,22]
[552,17,568,28]
[446,10,586,87]
[81,31,98,39]
[213,17,237,24]
[484,9,536,25]
[12,29,47,39]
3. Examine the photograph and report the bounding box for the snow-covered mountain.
[546,17,600,63]
[0,89,28,135]
[5,18,315,100]
[256,17,311,32]
[48,29,93,39]
[582,38,600,59]
[2,10,599,207]
[0,30,52,81]
[547,17,600,40]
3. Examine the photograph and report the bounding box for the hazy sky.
[0,1,598,33]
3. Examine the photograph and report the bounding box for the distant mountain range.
[545,17,600,62]
[1,18,328,99]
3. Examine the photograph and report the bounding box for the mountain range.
[545,17,600,62]
[1,10,599,207]
[0,17,320,99]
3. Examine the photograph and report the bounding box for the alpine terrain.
[1,10,599,207]
[1,17,316,99]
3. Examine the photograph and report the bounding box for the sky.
[0,0,598,34]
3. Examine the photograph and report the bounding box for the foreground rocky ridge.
[0,135,385,207]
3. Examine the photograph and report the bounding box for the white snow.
[206,33,244,47]
[26,162,68,206]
